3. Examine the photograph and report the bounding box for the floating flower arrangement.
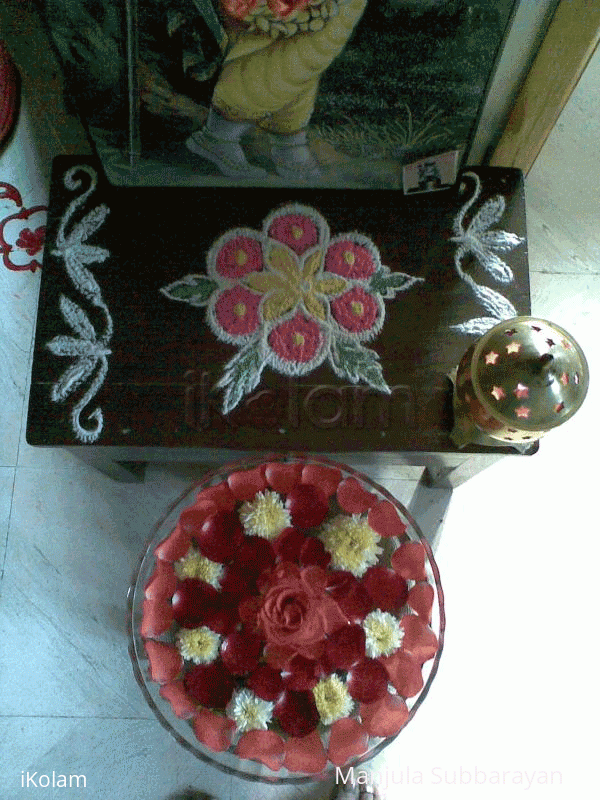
[137,459,442,776]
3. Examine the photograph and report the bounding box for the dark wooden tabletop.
[27,157,530,456]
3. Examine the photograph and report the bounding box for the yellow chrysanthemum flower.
[313,674,353,725]
[239,490,291,539]
[320,514,382,577]
[362,609,404,658]
[174,546,223,588]
[176,626,221,664]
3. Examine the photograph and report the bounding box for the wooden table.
[27,157,534,485]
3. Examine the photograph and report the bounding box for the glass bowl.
[128,454,445,783]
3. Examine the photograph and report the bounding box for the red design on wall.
[0,184,47,272]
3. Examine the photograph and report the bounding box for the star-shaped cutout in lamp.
[506,341,521,355]
[485,351,499,365]
[513,382,529,399]
[515,405,530,419]
[490,386,506,401]
[560,372,570,386]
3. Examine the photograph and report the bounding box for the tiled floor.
[1,39,599,800]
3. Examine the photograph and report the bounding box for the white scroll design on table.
[451,171,524,335]
[46,166,113,443]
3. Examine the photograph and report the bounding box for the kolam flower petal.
[144,640,183,684]
[235,730,285,771]
[379,648,424,698]
[266,208,321,256]
[336,477,378,514]
[359,692,409,737]
[266,312,327,372]
[211,285,262,340]
[283,730,328,774]
[408,582,435,623]
[154,525,192,562]
[159,680,198,718]
[330,286,381,335]
[195,481,236,512]
[325,237,378,279]
[144,559,178,600]
[367,500,408,539]
[265,461,304,493]
[327,718,369,766]
[212,232,264,280]
[227,464,268,501]
[301,464,342,497]
[193,709,236,752]
[391,541,428,581]
[400,614,439,664]
[141,597,174,638]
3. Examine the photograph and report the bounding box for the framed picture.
[37,0,597,185]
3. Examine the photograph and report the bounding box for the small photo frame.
[403,150,460,195]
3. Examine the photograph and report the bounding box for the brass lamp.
[451,317,589,447]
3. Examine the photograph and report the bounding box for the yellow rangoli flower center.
[343,250,355,265]
[351,301,364,316]
[234,302,247,318]
[291,225,304,240]
[235,249,248,267]
[294,333,305,346]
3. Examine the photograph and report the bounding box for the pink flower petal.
[327,718,369,766]
[401,614,439,664]
[235,730,285,771]
[284,730,328,774]
[301,464,342,497]
[215,234,263,279]
[391,541,428,581]
[159,680,198,718]
[154,525,192,562]
[227,465,268,501]
[379,649,424,698]
[144,640,182,684]
[359,692,409,737]
[195,481,236,512]
[144,559,178,600]
[336,477,378,514]
[367,500,408,539]
[140,597,174,638]
[192,709,236,752]
[268,213,319,256]
[265,462,304,494]
[407,582,435,623]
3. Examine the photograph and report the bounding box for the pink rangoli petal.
[367,500,408,538]
[159,680,198,718]
[265,462,304,494]
[144,640,182,684]
[283,730,328,774]
[144,559,178,601]
[336,477,378,514]
[193,709,236,752]
[359,692,409,737]
[227,465,268,501]
[391,541,428,581]
[300,464,342,497]
[407,581,435,623]
[140,597,174,638]
[327,718,369,766]
[235,730,285,771]
[154,525,192,562]
[400,614,439,664]
[379,649,424,698]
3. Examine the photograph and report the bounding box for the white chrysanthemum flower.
[320,514,382,577]
[362,609,404,658]
[174,546,224,588]
[176,626,221,664]
[227,688,274,733]
[239,490,291,539]
[313,674,353,725]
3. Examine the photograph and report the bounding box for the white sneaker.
[186,130,268,181]
[270,132,321,182]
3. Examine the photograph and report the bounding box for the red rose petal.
[219,564,255,600]
[184,662,235,709]
[234,536,276,578]
[265,462,304,494]
[324,624,366,670]
[360,692,409,737]
[178,502,219,537]
[144,640,182,684]
[264,643,296,671]
[193,709,236,752]
[144,559,177,600]
[327,571,374,621]
[283,655,320,690]
[203,603,239,636]
[140,597,173,637]
[221,630,262,675]
[336,477,378,514]
[154,525,192,562]
[273,527,307,563]
[196,511,244,563]
[391,541,428,581]
[227,465,268,501]
[284,730,328,774]
[301,464,342,497]
[400,614,439,664]
[285,484,328,529]
[235,730,285,772]
[274,690,320,737]
[408,582,435,622]
[299,536,331,568]
[327,718,369,766]
[347,658,389,703]
[159,680,198,718]
[367,500,407,538]
[379,649,424,698]
[195,481,236,512]
[361,566,408,612]
[238,595,262,631]
[171,578,219,626]
[247,663,284,701]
